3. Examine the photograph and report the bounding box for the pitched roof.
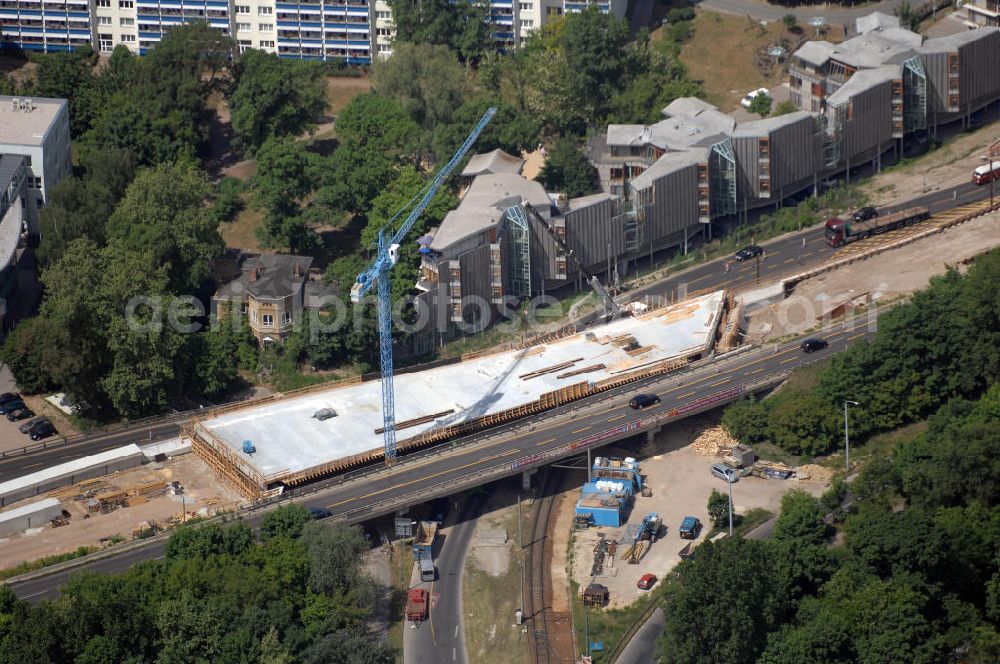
[606,99,735,153]
[827,65,900,106]
[921,26,1000,53]
[429,173,551,252]
[461,149,524,177]
[732,111,815,137]
[630,148,708,191]
[855,11,899,34]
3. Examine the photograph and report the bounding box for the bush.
[708,489,732,529]
[213,176,245,222]
[666,7,696,23]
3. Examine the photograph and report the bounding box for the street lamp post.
[843,400,859,472]
[727,475,734,536]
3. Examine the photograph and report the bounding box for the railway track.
[526,472,556,664]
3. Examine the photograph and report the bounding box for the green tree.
[105,161,223,292]
[32,48,97,136]
[661,538,793,664]
[260,505,313,541]
[388,0,492,65]
[707,488,731,529]
[782,14,797,31]
[558,7,635,125]
[333,93,420,158]
[749,93,773,117]
[252,137,323,252]
[535,137,597,198]
[228,49,326,154]
[773,100,799,116]
[372,42,472,136]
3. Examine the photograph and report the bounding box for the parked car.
[0,392,20,406]
[0,399,26,415]
[741,87,769,108]
[29,421,57,441]
[799,338,829,353]
[6,406,34,422]
[629,393,661,409]
[851,206,879,222]
[733,245,764,262]
[19,416,49,434]
[711,463,739,483]
[308,507,333,520]
[637,573,658,590]
[678,516,702,540]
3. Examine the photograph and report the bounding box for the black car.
[733,245,764,262]
[19,416,49,434]
[800,338,829,353]
[851,206,878,222]
[629,393,661,409]
[308,507,333,520]
[29,421,57,441]
[0,392,20,406]
[6,406,34,422]
[0,399,26,415]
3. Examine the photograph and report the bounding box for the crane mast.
[351,107,497,464]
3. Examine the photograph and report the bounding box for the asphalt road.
[9,314,875,602]
[405,497,481,664]
[0,420,184,482]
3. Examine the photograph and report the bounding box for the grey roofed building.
[731,111,817,137]
[606,112,734,153]
[827,65,900,106]
[561,191,613,211]
[461,149,524,177]
[794,41,836,68]
[855,11,900,34]
[921,26,1000,52]
[826,31,921,68]
[429,172,551,253]
[660,97,720,119]
[630,147,708,191]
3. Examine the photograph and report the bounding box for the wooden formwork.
[188,423,270,501]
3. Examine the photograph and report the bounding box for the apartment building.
[0,96,72,240]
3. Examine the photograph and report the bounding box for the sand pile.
[691,426,738,457]
[795,464,833,484]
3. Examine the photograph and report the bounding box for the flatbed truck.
[825,206,929,247]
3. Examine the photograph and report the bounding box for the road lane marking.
[23,462,43,469]
[677,391,696,399]
[572,426,590,434]
[535,437,556,447]
[847,332,868,341]
[709,378,731,387]
[608,414,626,422]
[747,368,764,374]
[781,356,798,364]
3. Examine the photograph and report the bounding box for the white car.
[741,88,770,108]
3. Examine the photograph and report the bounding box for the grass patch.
[463,509,527,664]
[221,197,263,252]
[706,507,774,540]
[0,545,99,581]
[568,579,664,663]
[753,442,804,468]
[677,12,836,111]
[385,541,411,663]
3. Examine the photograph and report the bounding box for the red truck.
[824,206,929,247]
[405,588,429,624]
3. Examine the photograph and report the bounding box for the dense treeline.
[662,387,1000,663]
[723,249,1000,455]
[660,250,1000,663]
[0,506,395,664]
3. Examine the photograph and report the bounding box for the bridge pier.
[522,469,536,490]
[646,427,661,444]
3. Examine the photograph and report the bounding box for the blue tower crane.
[351,107,496,464]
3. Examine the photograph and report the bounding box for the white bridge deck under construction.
[198,291,724,482]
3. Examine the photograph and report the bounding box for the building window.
[258,5,272,13]
[240,303,248,314]
[260,40,275,48]
[282,312,292,325]
[522,19,533,27]
[121,34,136,42]
[118,0,133,7]
[262,314,273,327]
[251,310,257,322]
[376,10,390,19]
[236,4,250,13]
[98,16,112,25]
[376,27,391,36]
[237,22,251,31]
[519,2,532,9]
[96,0,110,6]
[238,40,251,53]
[259,23,272,31]
[120,17,134,26]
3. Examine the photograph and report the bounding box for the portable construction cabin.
[576,479,633,527]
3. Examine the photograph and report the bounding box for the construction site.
[188,290,728,499]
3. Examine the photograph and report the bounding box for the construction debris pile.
[691,426,739,457]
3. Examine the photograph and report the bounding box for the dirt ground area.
[0,453,244,571]
[679,12,844,112]
[747,210,1000,341]
[521,148,545,181]
[463,483,529,664]
[862,126,998,207]
[0,54,35,86]
[565,418,827,609]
